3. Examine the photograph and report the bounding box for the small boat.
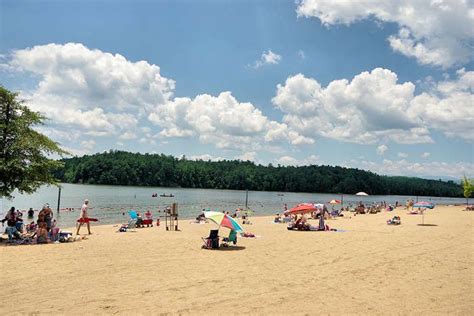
[277,193,284,196]
[160,194,174,198]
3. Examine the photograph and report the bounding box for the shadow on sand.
[417,224,438,227]
[203,246,246,251]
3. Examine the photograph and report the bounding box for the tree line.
[53,150,463,197]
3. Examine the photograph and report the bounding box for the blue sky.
[1,0,473,179]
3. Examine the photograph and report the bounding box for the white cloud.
[119,132,137,140]
[36,127,80,143]
[80,140,96,151]
[410,68,474,141]
[189,154,225,162]
[7,43,174,137]
[5,42,471,165]
[421,152,431,158]
[235,152,257,161]
[272,68,473,144]
[376,145,388,155]
[296,0,474,68]
[5,43,309,157]
[253,50,282,68]
[276,154,321,166]
[273,68,432,144]
[397,152,408,158]
[346,158,474,179]
[61,146,91,157]
[149,91,308,151]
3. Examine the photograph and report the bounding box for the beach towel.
[240,232,261,238]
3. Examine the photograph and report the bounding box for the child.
[36,222,49,243]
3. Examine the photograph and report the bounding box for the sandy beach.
[1,205,472,315]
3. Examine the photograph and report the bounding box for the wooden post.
[57,186,62,214]
[245,189,248,209]
[173,203,178,231]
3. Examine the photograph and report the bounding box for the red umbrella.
[284,203,317,215]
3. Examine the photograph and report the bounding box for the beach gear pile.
[118,210,154,232]
[387,216,401,225]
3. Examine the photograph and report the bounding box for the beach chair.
[118,211,138,232]
[222,230,237,247]
[202,229,219,249]
[128,211,138,228]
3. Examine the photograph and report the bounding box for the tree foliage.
[0,86,67,198]
[461,175,473,204]
[55,150,463,197]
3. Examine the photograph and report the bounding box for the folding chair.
[201,229,219,249]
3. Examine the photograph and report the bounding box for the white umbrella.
[355,192,369,196]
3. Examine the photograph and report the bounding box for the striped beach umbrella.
[204,211,244,233]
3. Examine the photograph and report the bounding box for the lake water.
[0,183,466,228]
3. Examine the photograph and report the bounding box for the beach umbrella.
[329,199,341,204]
[413,201,435,209]
[355,192,369,196]
[204,211,244,233]
[413,201,435,225]
[284,203,318,215]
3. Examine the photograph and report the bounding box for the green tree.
[54,150,463,197]
[461,175,473,205]
[0,86,67,198]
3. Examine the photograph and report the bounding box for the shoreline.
[8,203,471,235]
[49,181,471,198]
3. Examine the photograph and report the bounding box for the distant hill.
[54,150,463,197]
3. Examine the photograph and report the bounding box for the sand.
[1,205,473,315]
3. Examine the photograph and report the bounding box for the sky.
[0,0,473,179]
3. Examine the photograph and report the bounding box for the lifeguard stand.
[165,203,179,231]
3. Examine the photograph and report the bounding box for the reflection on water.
[0,183,466,228]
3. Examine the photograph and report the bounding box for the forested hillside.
[54,151,463,197]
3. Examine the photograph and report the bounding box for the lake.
[0,183,466,228]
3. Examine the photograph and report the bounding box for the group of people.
[1,198,93,244]
[342,201,397,214]
[135,210,153,227]
[1,204,55,243]
[286,213,332,231]
[273,213,292,223]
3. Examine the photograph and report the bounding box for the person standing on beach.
[76,199,91,235]
[43,204,53,232]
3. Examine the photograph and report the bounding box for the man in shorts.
[76,199,91,235]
